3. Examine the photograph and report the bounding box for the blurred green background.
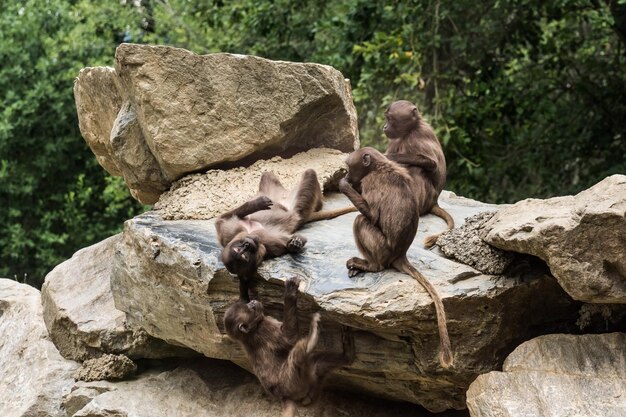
[1,0,625,287]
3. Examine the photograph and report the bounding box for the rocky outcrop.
[74,44,359,204]
[111,192,581,412]
[64,359,452,417]
[73,354,137,382]
[154,148,347,220]
[466,333,626,417]
[42,234,194,361]
[0,279,78,417]
[484,174,626,303]
[436,211,514,275]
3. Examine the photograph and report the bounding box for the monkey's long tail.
[423,204,455,248]
[393,258,453,368]
[306,206,357,222]
[282,400,298,417]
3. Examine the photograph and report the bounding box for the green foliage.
[1,0,624,287]
[0,1,146,287]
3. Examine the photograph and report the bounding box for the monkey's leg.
[291,169,323,218]
[259,171,288,202]
[347,215,391,276]
[281,277,301,344]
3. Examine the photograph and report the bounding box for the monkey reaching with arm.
[384,100,454,247]
[224,276,355,417]
[338,147,453,368]
[216,169,354,301]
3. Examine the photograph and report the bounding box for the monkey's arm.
[281,277,300,344]
[338,179,374,222]
[386,153,437,171]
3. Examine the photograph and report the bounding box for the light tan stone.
[483,174,626,303]
[467,333,626,417]
[153,148,348,220]
[0,279,78,417]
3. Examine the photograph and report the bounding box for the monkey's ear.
[412,107,418,116]
[238,323,249,334]
[362,153,371,167]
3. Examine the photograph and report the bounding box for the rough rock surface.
[75,43,359,203]
[74,354,137,382]
[484,174,626,303]
[111,192,582,412]
[154,148,348,220]
[436,211,514,275]
[65,358,468,417]
[0,279,78,417]
[467,333,626,417]
[74,67,123,177]
[42,234,194,361]
[109,101,169,203]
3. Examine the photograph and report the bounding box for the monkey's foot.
[346,257,368,277]
[287,235,307,252]
[285,276,301,295]
[252,195,273,211]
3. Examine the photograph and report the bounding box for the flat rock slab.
[484,174,626,303]
[65,359,468,417]
[111,192,581,412]
[42,234,194,361]
[75,44,358,203]
[154,148,347,220]
[0,279,78,417]
[467,333,626,417]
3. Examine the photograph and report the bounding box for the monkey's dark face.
[224,300,265,340]
[222,236,259,275]
[384,100,419,139]
[345,147,382,184]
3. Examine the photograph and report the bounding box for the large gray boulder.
[111,192,581,412]
[74,44,359,204]
[0,279,78,417]
[466,333,626,417]
[484,174,626,303]
[42,234,193,361]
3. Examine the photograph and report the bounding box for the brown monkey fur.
[216,169,353,301]
[384,100,454,247]
[338,147,453,368]
[224,276,355,417]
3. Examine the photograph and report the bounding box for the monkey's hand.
[287,234,307,253]
[338,177,352,194]
[285,276,301,295]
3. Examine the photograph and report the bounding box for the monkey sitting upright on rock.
[338,147,453,368]
[384,100,454,247]
[224,276,355,417]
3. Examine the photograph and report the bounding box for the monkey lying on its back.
[339,147,453,368]
[216,169,354,301]
[224,276,355,417]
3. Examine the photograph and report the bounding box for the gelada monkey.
[384,100,454,247]
[224,276,355,417]
[216,169,354,301]
[338,147,453,368]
